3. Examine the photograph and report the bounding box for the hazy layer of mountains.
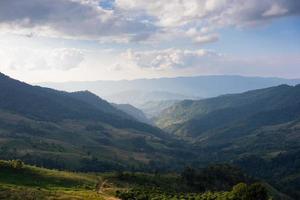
[40,75,300,106]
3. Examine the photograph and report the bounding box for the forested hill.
[156,84,300,138]
[0,72,189,171]
[0,72,163,135]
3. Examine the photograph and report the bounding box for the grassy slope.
[0,160,119,200]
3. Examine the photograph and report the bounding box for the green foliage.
[181,165,250,192]
[9,159,24,169]
[235,151,300,199]
[0,160,105,200]
[116,183,269,200]
[231,183,268,200]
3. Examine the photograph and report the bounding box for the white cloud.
[263,4,288,17]
[0,47,85,71]
[116,0,299,26]
[115,0,300,43]
[0,0,156,41]
[121,48,224,70]
[0,0,299,44]
[115,48,300,80]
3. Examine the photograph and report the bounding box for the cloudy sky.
[0,0,299,83]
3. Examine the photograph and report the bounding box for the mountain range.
[1,72,300,199]
[39,75,300,106]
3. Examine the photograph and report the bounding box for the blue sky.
[211,16,300,56]
[0,0,299,82]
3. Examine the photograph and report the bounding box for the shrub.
[9,159,24,170]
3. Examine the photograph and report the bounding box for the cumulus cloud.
[116,0,300,26]
[118,48,300,79]
[115,0,300,43]
[0,47,85,71]
[0,0,156,41]
[121,48,224,70]
[0,0,299,43]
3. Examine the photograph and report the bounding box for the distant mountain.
[139,100,179,118]
[106,90,196,106]
[0,72,191,171]
[39,75,300,105]
[112,103,152,124]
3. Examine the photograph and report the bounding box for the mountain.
[0,72,191,171]
[155,84,300,139]
[155,84,300,158]
[112,103,152,125]
[39,75,300,105]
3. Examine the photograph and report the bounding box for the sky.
[0,0,299,83]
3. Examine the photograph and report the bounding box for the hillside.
[69,90,135,120]
[156,84,300,137]
[138,100,179,118]
[0,73,190,171]
[0,160,110,200]
[112,103,152,125]
[155,84,300,161]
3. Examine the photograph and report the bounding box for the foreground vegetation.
[116,183,268,200]
[0,160,292,200]
[0,160,114,200]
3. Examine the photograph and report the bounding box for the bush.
[9,159,24,170]
[116,182,269,200]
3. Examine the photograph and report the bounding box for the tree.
[181,166,196,186]
[246,183,268,200]
[231,183,248,200]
